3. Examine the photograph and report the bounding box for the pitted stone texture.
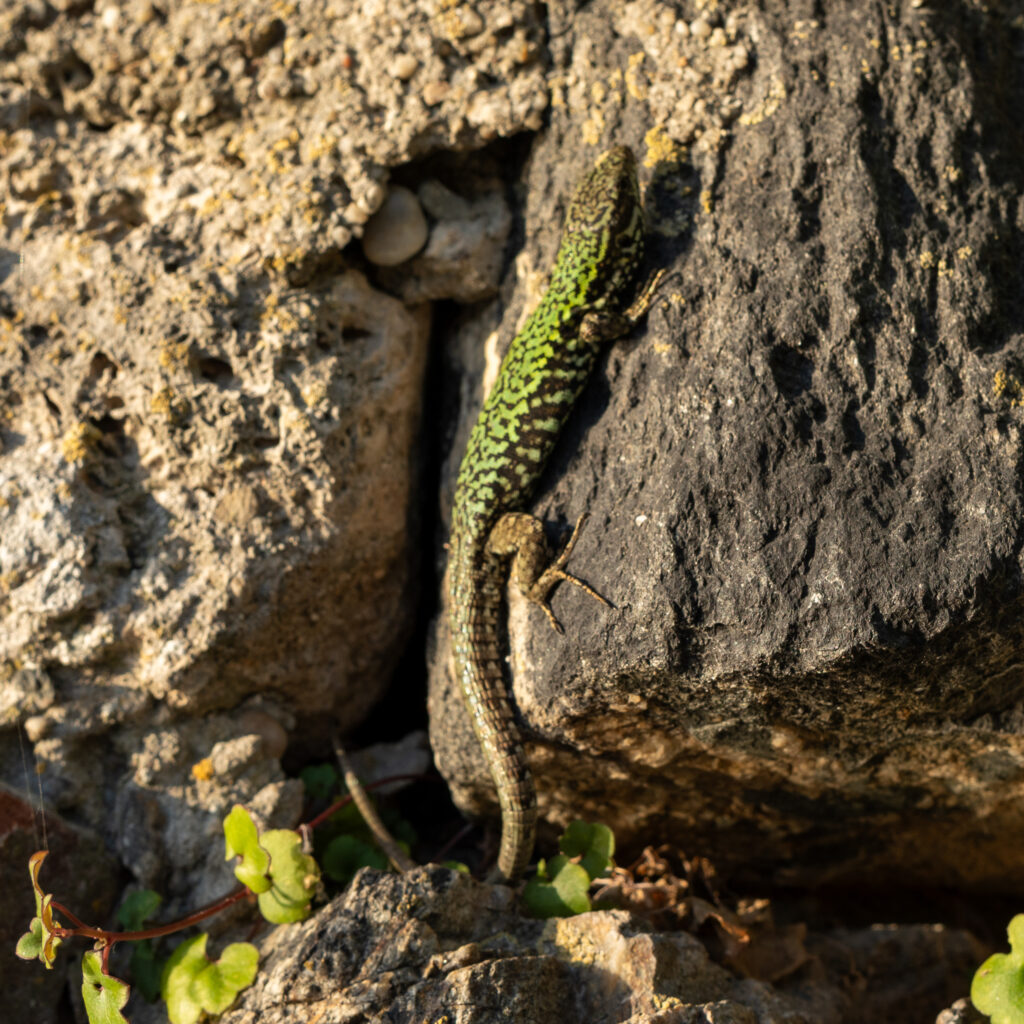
[217,867,842,1024]
[430,0,1024,893]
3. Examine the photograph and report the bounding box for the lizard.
[447,145,663,883]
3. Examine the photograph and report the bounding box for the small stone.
[24,715,49,742]
[393,54,419,81]
[362,186,429,266]
[422,81,450,106]
[690,16,712,39]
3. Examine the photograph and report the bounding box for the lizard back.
[447,146,651,881]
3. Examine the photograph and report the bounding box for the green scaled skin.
[448,146,663,883]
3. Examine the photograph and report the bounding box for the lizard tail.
[450,579,537,883]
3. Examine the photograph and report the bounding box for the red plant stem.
[46,770,437,949]
[52,887,249,944]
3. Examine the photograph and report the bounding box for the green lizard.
[448,145,663,883]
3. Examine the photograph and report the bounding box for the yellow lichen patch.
[306,134,338,163]
[993,369,1024,408]
[61,422,101,463]
[191,757,215,782]
[199,191,224,217]
[652,993,684,1011]
[956,245,973,260]
[918,250,935,270]
[582,113,604,147]
[540,916,603,966]
[643,124,687,169]
[159,338,191,370]
[150,385,190,423]
[700,188,714,214]
[301,381,328,408]
[260,291,301,333]
[625,51,648,101]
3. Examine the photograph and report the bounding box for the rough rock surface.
[1,0,543,1017]
[0,0,545,911]
[216,867,983,1024]
[430,0,1024,894]
[1,0,1018,1020]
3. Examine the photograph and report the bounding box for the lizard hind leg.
[485,512,611,635]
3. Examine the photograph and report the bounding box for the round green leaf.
[15,916,46,962]
[223,805,272,894]
[972,914,1024,1024]
[81,951,130,1024]
[161,934,259,1024]
[523,856,592,918]
[300,763,340,802]
[559,821,615,880]
[257,829,320,924]
[117,889,162,931]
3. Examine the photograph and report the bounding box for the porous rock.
[217,867,835,1024]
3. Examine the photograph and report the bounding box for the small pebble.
[689,17,712,40]
[393,54,419,81]
[362,186,428,266]
[422,81,450,106]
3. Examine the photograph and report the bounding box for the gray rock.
[362,186,429,266]
[935,998,986,1024]
[430,0,1024,893]
[219,867,833,1024]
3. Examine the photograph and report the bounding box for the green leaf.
[16,916,46,962]
[16,852,62,967]
[130,940,164,1003]
[117,889,162,932]
[115,888,165,1001]
[300,763,339,802]
[442,860,470,874]
[322,834,389,885]
[223,805,272,894]
[161,934,259,1024]
[559,821,615,881]
[972,914,1024,1024]
[81,951,130,1024]
[257,829,320,924]
[523,855,592,918]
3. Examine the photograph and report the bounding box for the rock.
[362,186,429,266]
[935,998,986,1024]
[218,867,835,1024]
[110,710,306,911]
[430,0,1024,893]
[391,178,513,303]
[0,0,554,1007]
[1,785,119,1024]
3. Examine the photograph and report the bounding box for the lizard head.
[558,145,646,308]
